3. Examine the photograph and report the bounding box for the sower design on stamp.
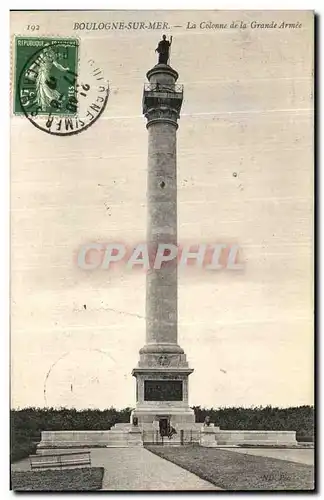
[14,37,109,136]
[14,37,79,116]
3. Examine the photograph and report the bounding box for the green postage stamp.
[13,37,79,116]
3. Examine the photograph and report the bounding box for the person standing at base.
[155,35,173,65]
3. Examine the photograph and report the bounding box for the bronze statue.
[155,35,172,65]
[204,415,211,427]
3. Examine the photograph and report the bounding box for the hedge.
[11,405,314,462]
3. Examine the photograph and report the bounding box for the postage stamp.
[13,36,109,136]
[14,37,79,116]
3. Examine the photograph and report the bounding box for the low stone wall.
[200,429,298,447]
[36,427,298,449]
[37,429,143,449]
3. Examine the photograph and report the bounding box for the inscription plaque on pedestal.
[144,380,183,401]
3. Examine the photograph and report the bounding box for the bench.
[29,450,91,471]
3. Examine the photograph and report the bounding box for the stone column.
[143,65,182,354]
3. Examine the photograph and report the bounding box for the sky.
[10,10,313,409]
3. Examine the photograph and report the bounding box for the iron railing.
[143,83,183,95]
[142,83,183,116]
[142,429,200,445]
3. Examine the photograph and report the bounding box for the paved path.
[90,447,220,490]
[11,448,220,491]
[221,447,314,466]
[11,457,30,472]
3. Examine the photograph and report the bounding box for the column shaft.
[146,121,178,346]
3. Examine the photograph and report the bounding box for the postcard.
[10,10,314,491]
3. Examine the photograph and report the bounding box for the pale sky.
[11,10,313,410]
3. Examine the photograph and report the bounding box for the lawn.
[146,446,314,491]
[11,467,104,491]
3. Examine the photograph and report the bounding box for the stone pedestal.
[127,427,143,447]
[200,425,219,448]
[131,367,195,425]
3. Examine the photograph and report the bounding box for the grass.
[146,446,314,491]
[11,467,104,491]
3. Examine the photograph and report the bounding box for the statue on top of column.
[155,35,172,65]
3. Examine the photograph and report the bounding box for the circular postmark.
[17,39,109,136]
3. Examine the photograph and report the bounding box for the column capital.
[146,64,179,83]
[144,110,179,129]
